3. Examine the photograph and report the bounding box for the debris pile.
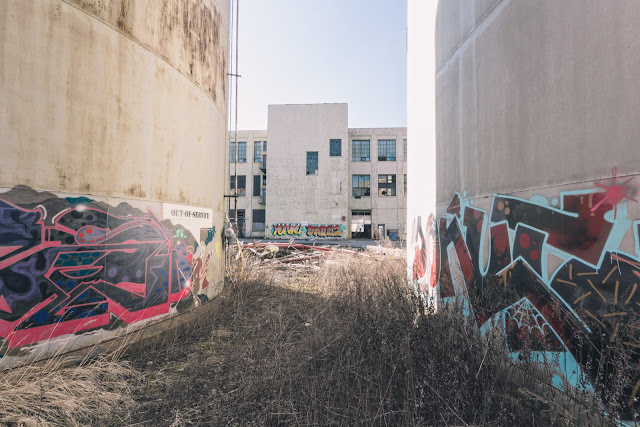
[237,241,360,270]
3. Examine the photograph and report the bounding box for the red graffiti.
[593,168,637,219]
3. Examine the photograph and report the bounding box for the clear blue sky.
[230,0,407,130]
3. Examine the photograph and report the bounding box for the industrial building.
[228,104,407,240]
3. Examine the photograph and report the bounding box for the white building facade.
[228,104,407,240]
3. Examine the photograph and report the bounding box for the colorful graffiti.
[413,172,640,416]
[0,188,216,352]
[410,215,438,298]
[272,223,303,237]
[271,223,344,238]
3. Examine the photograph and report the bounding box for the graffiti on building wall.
[0,187,217,352]
[271,223,344,238]
[306,224,344,238]
[413,171,640,416]
[272,223,303,237]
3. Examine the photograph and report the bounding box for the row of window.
[229,209,266,223]
[352,139,407,162]
[230,141,268,163]
[231,174,407,197]
[230,174,267,197]
[352,174,407,197]
[230,139,407,164]
[304,140,406,175]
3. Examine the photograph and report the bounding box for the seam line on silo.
[435,170,640,206]
[437,0,508,78]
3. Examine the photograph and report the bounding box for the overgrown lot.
[0,250,613,425]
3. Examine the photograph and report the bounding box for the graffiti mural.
[414,171,640,416]
[306,224,344,238]
[271,223,344,238]
[0,188,216,352]
[272,223,303,237]
[410,215,438,298]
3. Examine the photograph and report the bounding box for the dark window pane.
[377,174,396,196]
[253,175,261,196]
[237,175,246,196]
[252,209,265,223]
[306,151,318,175]
[254,142,262,162]
[237,142,246,162]
[230,175,246,196]
[352,174,371,197]
[330,139,341,156]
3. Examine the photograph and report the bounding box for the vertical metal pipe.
[233,0,239,235]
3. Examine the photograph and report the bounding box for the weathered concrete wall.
[0,0,227,364]
[409,0,640,418]
[1,0,227,207]
[435,0,640,202]
[266,104,350,239]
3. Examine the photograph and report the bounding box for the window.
[253,175,261,196]
[378,174,396,196]
[253,209,265,223]
[403,139,407,161]
[263,141,267,151]
[237,142,247,162]
[330,139,341,156]
[229,209,245,221]
[230,142,235,163]
[230,175,246,196]
[229,209,245,236]
[352,140,370,162]
[254,141,262,162]
[352,175,371,197]
[252,209,265,231]
[306,151,318,175]
[404,174,407,194]
[377,139,396,161]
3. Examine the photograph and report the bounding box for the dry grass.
[0,247,626,425]
[128,248,610,425]
[0,356,135,426]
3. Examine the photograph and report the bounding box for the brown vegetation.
[0,247,624,425]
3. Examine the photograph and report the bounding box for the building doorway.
[351,210,372,239]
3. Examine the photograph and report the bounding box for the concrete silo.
[0,0,228,364]
[409,0,640,418]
